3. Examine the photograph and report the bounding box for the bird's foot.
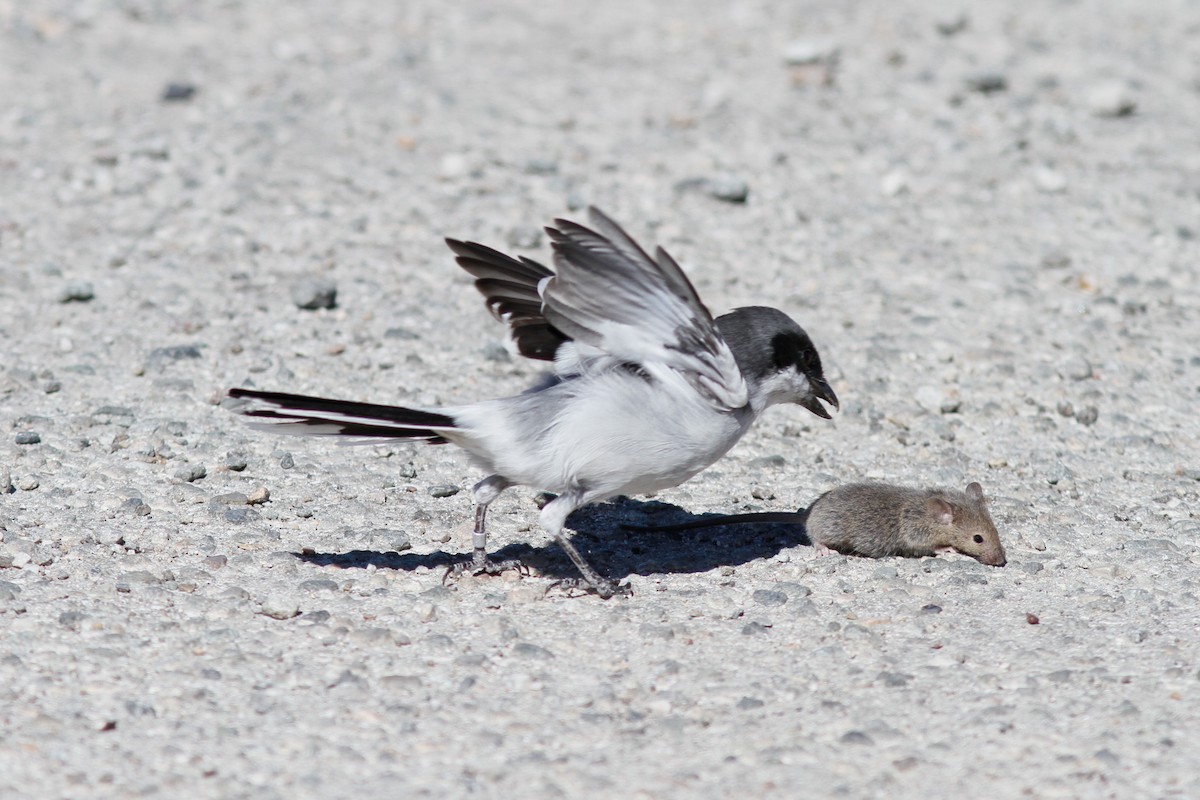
[546,576,633,599]
[442,552,531,586]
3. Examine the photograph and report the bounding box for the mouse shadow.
[294,496,811,581]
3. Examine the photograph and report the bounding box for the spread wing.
[540,207,748,411]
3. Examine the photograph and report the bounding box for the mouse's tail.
[226,388,457,444]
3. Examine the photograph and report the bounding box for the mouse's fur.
[804,482,1006,566]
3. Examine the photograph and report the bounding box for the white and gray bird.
[227,208,838,597]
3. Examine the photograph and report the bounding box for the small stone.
[935,14,968,36]
[279,452,295,470]
[211,492,249,506]
[512,643,554,659]
[1056,400,1074,418]
[736,696,765,710]
[291,278,337,310]
[840,731,874,745]
[384,327,420,341]
[1075,406,1099,426]
[921,604,942,614]
[1042,251,1072,269]
[58,611,87,631]
[1034,168,1067,194]
[428,484,461,498]
[299,579,340,593]
[1062,356,1093,381]
[741,622,770,636]
[247,486,270,505]
[1086,82,1135,117]
[121,498,150,516]
[749,455,787,469]
[225,453,249,472]
[782,39,839,65]
[57,281,95,303]
[880,169,909,197]
[260,598,300,620]
[878,671,911,687]
[698,175,750,204]
[202,555,227,570]
[1026,612,1040,625]
[175,464,206,482]
[119,570,161,586]
[1021,561,1045,574]
[11,552,31,568]
[521,156,558,175]
[966,71,1007,94]
[0,468,11,493]
[146,345,202,368]
[873,565,899,579]
[43,381,62,394]
[224,507,260,524]
[14,432,41,445]
[161,82,197,102]
[752,589,789,607]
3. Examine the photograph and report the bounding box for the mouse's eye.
[973,534,984,544]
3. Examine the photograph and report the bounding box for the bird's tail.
[226,388,457,444]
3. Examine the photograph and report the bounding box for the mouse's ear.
[965,482,985,501]
[926,498,955,526]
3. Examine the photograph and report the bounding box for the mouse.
[628,481,1007,566]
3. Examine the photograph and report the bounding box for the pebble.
[15,432,41,445]
[781,38,839,65]
[225,453,249,472]
[1086,82,1136,117]
[175,464,206,482]
[146,345,202,368]
[840,731,874,745]
[1062,356,1093,381]
[17,476,40,491]
[161,82,197,102]
[880,169,909,197]
[935,14,968,36]
[57,281,95,303]
[1034,168,1068,194]
[0,468,11,493]
[121,498,151,516]
[247,486,270,505]
[676,175,749,204]
[1074,406,1099,426]
[279,452,295,469]
[966,72,1007,94]
[202,555,228,570]
[291,278,337,310]
[752,589,789,607]
[260,598,300,620]
[428,484,461,498]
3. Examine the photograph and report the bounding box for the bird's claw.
[442,556,531,586]
[545,577,633,599]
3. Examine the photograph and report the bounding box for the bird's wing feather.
[445,238,566,361]
[539,207,748,410]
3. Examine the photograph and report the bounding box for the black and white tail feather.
[227,388,456,445]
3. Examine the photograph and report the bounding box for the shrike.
[228,207,838,597]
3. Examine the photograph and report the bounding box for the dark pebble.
[752,589,789,607]
[175,464,207,482]
[57,281,95,303]
[291,278,337,310]
[428,484,461,498]
[15,432,41,445]
[162,82,197,102]
[225,454,249,472]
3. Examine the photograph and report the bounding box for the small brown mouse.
[630,482,1007,566]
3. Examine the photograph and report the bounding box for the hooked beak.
[798,378,839,419]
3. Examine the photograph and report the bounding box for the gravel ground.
[3,1,1200,797]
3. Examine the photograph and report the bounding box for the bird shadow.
[294,496,812,581]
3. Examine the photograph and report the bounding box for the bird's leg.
[444,475,527,583]
[539,491,631,599]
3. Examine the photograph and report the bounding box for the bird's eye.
[973,534,984,543]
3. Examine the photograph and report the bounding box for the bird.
[226,207,838,597]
